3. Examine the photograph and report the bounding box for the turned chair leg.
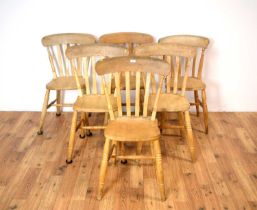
[184,111,196,162]
[37,89,50,135]
[79,112,92,138]
[56,90,62,116]
[136,142,143,155]
[104,112,109,125]
[153,139,166,201]
[194,90,200,117]
[66,111,78,164]
[160,112,166,133]
[112,141,117,164]
[97,138,111,200]
[201,89,209,134]
[178,112,185,138]
[120,142,127,164]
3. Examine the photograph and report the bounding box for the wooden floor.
[0,112,256,210]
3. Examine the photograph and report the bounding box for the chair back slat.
[135,71,141,116]
[91,56,98,94]
[125,72,131,116]
[173,56,180,94]
[143,73,151,117]
[60,44,69,76]
[114,72,123,116]
[101,77,115,120]
[134,43,196,96]
[83,57,90,94]
[151,76,164,121]
[66,44,128,96]
[56,45,64,76]
[107,74,112,94]
[181,58,191,96]
[49,46,61,76]
[151,74,157,94]
[71,59,83,97]
[42,33,96,79]
[164,56,171,93]
[46,47,57,78]
[77,57,83,76]
[159,35,209,79]
[96,57,170,121]
[192,55,196,77]
[197,48,206,79]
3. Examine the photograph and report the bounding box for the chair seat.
[73,94,116,112]
[170,77,206,90]
[105,117,160,141]
[46,76,85,90]
[149,93,190,112]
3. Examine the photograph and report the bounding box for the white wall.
[0,0,257,111]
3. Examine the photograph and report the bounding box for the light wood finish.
[135,43,197,162]
[105,117,160,141]
[159,35,210,133]
[0,112,257,209]
[149,93,190,112]
[38,33,96,135]
[99,32,155,105]
[95,56,170,201]
[65,44,128,163]
[96,56,169,76]
[99,32,155,55]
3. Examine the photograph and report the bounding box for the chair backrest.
[96,56,170,120]
[99,32,155,55]
[159,35,209,79]
[42,33,96,78]
[134,43,197,95]
[66,43,128,96]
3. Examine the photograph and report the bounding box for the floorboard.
[0,112,256,210]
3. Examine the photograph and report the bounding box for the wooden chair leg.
[79,112,86,138]
[112,141,117,164]
[184,111,196,162]
[37,89,50,135]
[153,139,166,201]
[56,90,62,116]
[120,142,127,164]
[136,142,143,155]
[66,111,78,164]
[178,112,185,138]
[194,90,200,117]
[79,112,92,138]
[104,112,108,125]
[160,112,166,133]
[97,138,111,200]
[201,89,209,134]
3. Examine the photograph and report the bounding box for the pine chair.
[65,44,128,164]
[159,35,210,133]
[99,32,155,90]
[99,32,156,164]
[37,33,96,135]
[99,32,154,55]
[134,43,197,162]
[95,56,170,201]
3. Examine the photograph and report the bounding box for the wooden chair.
[37,33,96,135]
[95,56,170,201]
[65,44,128,164]
[134,43,197,162]
[99,32,155,91]
[159,35,210,133]
[99,32,154,55]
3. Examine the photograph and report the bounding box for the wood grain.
[0,112,256,209]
